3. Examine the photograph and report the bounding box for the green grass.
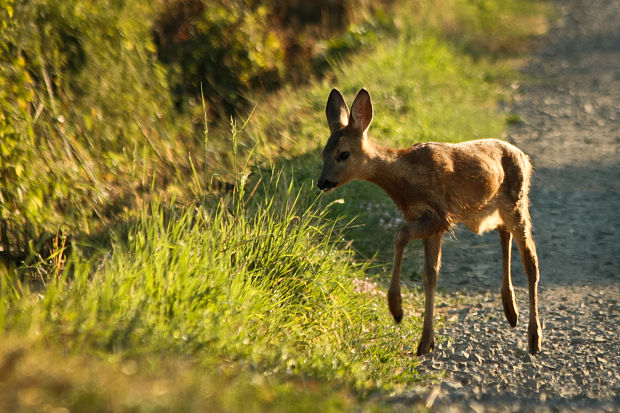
[0,0,552,411]
[1,170,430,411]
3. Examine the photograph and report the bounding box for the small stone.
[572,337,585,344]
[458,373,472,385]
[541,362,556,370]
[442,381,463,391]
[469,401,485,413]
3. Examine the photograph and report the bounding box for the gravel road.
[395,0,620,411]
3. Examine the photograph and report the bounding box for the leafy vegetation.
[0,0,396,259]
[154,0,396,118]
[0,0,188,258]
[0,0,550,411]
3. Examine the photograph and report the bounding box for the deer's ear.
[326,89,349,134]
[349,88,373,135]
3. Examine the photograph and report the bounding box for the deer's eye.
[337,151,350,162]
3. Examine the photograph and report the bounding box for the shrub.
[0,0,188,256]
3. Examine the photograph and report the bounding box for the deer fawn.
[317,88,542,356]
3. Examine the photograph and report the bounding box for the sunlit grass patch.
[0,168,427,411]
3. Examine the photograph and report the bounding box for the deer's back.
[402,139,531,232]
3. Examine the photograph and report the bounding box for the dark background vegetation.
[0,0,394,260]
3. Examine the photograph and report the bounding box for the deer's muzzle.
[317,178,338,192]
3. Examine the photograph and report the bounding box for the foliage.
[154,0,395,120]
[0,0,192,257]
[0,0,397,259]
[155,0,285,117]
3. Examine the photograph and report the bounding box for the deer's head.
[317,88,373,192]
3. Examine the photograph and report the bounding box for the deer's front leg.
[388,211,445,327]
[388,230,406,323]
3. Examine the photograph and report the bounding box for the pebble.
[390,0,620,410]
[402,285,620,412]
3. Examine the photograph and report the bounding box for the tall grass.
[0,163,426,411]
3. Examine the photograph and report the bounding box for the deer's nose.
[317,178,337,191]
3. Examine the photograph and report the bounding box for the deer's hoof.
[503,302,519,328]
[387,288,403,324]
[501,288,519,328]
[416,337,435,356]
[528,323,542,355]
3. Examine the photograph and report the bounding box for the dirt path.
[400,0,620,411]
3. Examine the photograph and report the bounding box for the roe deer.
[317,88,542,355]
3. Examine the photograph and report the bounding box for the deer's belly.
[458,208,503,234]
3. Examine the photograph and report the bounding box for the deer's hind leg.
[509,209,542,355]
[499,228,519,327]
[417,233,443,356]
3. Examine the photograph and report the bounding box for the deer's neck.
[361,139,417,214]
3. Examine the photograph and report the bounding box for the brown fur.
[318,89,542,356]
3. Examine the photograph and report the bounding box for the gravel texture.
[394,0,620,411]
